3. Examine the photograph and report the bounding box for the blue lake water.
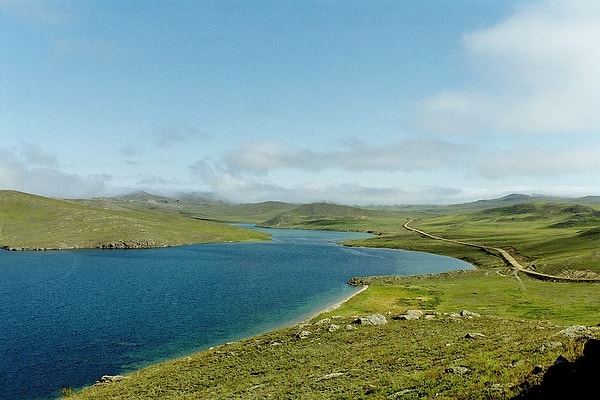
[0,226,473,399]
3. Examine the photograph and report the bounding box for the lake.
[0,226,473,399]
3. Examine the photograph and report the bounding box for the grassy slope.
[7,192,595,398]
[72,271,600,399]
[0,190,269,250]
[75,194,297,224]
[341,202,600,277]
[258,202,409,235]
[70,198,600,399]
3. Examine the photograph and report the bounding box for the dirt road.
[402,219,600,283]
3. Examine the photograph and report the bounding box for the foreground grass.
[71,270,599,399]
[0,191,269,250]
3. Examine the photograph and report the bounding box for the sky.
[1,0,599,205]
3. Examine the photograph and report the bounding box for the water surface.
[0,227,472,399]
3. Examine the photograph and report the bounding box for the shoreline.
[81,284,372,395]
[301,285,369,323]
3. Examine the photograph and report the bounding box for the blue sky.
[1,0,599,205]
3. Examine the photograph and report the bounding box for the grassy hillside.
[0,191,269,250]
[258,202,407,234]
[5,190,598,398]
[74,193,297,224]
[70,271,600,399]
[334,202,600,278]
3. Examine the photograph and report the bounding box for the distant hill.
[259,202,394,230]
[370,194,600,215]
[449,193,600,211]
[73,190,600,223]
[6,189,599,248]
[0,190,269,250]
[74,192,298,224]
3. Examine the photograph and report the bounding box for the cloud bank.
[0,146,113,198]
[416,0,600,136]
[223,139,467,175]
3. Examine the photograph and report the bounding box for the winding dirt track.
[403,219,600,283]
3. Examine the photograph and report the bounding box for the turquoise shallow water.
[0,227,472,399]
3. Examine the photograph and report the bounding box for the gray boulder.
[354,313,388,325]
[460,310,481,318]
[394,309,424,320]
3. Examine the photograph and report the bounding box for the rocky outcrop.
[94,375,126,385]
[296,330,312,339]
[555,325,600,339]
[98,240,160,249]
[394,309,424,320]
[353,313,388,326]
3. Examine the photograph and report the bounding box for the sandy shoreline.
[301,285,369,323]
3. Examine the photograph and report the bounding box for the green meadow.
[0,190,269,250]
[345,202,600,278]
[1,190,598,398]
[71,270,600,399]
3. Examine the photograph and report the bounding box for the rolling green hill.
[0,190,269,250]
[73,193,296,224]
[5,190,599,398]
[347,201,600,277]
[258,202,391,230]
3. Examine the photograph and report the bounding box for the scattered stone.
[509,360,525,368]
[388,388,414,398]
[95,375,126,385]
[318,372,344,380]
[328,324,340,332]
[491,383,505,392]
[464,332,486,339]
[345,324,356,331]
[354,313,388,325]
[394,309,424,320]
[446,366,470,375]
[460,310,481,318]
[539,341,563,352]
[449,312,462,319]
[555,325,600,339]
[315,318,330,325]
[424,314,436,320]
[296,330,311,339]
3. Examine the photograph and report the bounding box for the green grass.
[345,271,600,325]
[344,202,600,276]
[71,271,600,399]
[4,191,598,398]
[0,191,269,250]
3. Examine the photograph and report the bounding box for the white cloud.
[190,158,464,205]
[223,138,467,174]
[0,147,117,198]
[417,0,600,136]
[17,142,59,168]
[472,144,600,179]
